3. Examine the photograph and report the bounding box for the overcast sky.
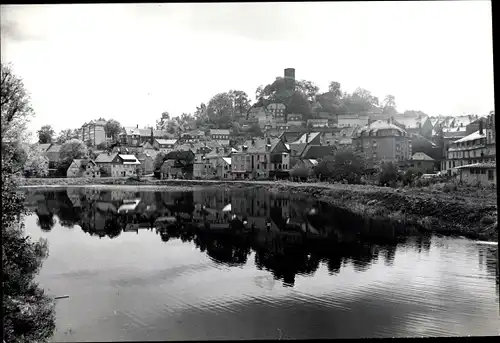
[1,2,494,137]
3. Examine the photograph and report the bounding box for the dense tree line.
[1,62,56,342]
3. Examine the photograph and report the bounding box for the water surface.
[24,188,499,341]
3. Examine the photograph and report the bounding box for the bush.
[376,160,399,187]
[290,164,311,180]
[313,147,366,184]
[2,150,56,342]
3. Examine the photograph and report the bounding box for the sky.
[0,2,494,138]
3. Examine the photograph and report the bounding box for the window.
[480,169,486,175]
[488,170,494,180]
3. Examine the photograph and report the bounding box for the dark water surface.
[24,188,499,341]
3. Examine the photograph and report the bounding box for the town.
[26,68,496,188]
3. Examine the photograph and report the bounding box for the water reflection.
[23,188,499,340]
[24,189,442,287]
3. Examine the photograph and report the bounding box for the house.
[119,126,173,147]
[287,113,303,127]
[210,129,231,146]
[293,158,319,170]
[114,155,141,177]
[160,150,195,179]
[405,152,435,174]
[455,162,496,186]
[153,138,177,153]
[231,137,290,179]
[289,132,321,145]
[466,117,488,136]
[94,152,141,177]
[267,103,286,123]
[66,159,101,178]
[36,143,52,154]
[307,119,329,128]
[204,148,232,179]
[45,144,62,168]
[301,145,336,160]
[248,106,272,127]
[78,120,108,147]
[337,114,369,128]
[441,118,495,175]
[179,130,205,143]
[137,152,154,175]
[353,120,411,169]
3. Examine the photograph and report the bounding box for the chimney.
[136,124,138,129]
[216,147,220,154]
[479,120,484,135]
[251,138,256,146]
[266,137,271,145]
[306,132,310,143]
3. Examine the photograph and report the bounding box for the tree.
[104,119,122,142]
[154,152,167,171]
[382,95,397,115]
[342,88,380,114]
[59,139,88,167]
[207,92,234,128]
[156,111,171,130]
[248,123,263,137]
[229,90,251,116]
[290,164,312,180]
[37,125,55,144]
[56,129,73,144]
[1,63,33,145]
[313,147,366,183]
[377,160,399,186]
[1,63,56,343]
[24,145,49,177]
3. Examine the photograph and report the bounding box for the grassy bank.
[18,177,498,242]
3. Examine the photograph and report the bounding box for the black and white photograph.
[1,2,498,342]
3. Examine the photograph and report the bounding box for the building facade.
[353,120,412,169]
[79,120,108,147]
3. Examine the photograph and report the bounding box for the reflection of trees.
[36,212,56,232]
[30,188,412,286]
[194,233,251,267]
[254,247,321,287]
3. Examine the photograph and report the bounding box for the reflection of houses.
[66,159,101,178]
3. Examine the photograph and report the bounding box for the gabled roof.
[95,152,119,163]
[235,138,283,154]
[37,143,52,152]
[46,144,61,153]
[119,154,141,165]
[70,159,97,170]
[291,132,321,144]
[411,152,434,161]
[288,143,307,156]
[222,157,231,165]
[122,127,173,138]
[301,145,335,159]
[155,139,177,145]
[453,130,486,144]
[456,162,496,169]
[359,120,407,135]
[210,129,230,136]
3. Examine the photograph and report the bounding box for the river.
[23,187,499,340]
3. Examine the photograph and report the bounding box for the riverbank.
[18,177,498,241]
